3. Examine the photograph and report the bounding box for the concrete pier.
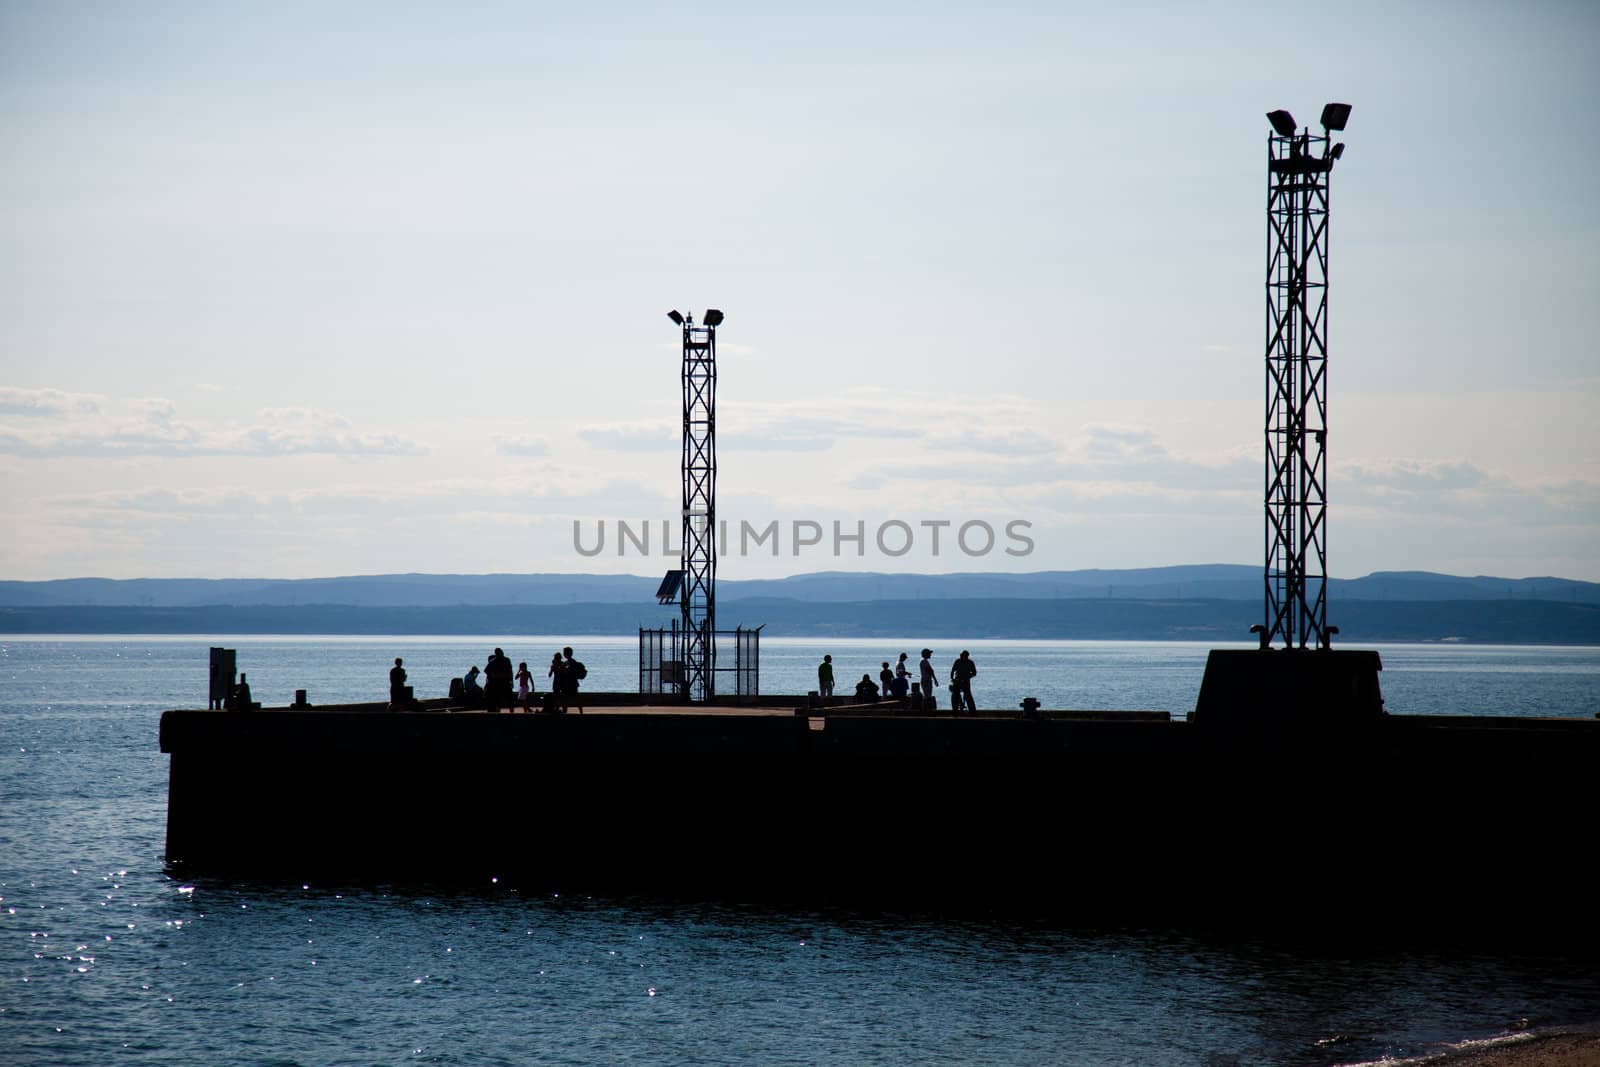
[159,695,1600,939]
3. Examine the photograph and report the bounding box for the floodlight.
[1320,102,1351,131]
[703,308,724,327]
[1330,142,1345,160]
[1267,110,1297,137]
[655,569,684,604]
[667,310,685,325]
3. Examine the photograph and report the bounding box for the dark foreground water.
[3,636,1598,1065]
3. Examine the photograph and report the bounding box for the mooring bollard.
[1020,697,1041,718]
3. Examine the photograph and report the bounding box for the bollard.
[292,689,310,709]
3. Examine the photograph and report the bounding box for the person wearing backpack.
[561,646,587,714]
[950,650,978,715]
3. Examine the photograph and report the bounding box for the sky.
[2,1,1597,582]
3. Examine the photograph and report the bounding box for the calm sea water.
[3,635,1598,1066]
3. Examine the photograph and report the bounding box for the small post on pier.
[208,647,235,710]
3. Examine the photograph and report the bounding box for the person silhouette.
[229,673,254,711]
[561,646,586,714]
[919,649,937,708]
[892,653,911,698]
[389,657,408,709]
[950,650,977,714]
[484,647,513,713]
[547,653,566,713]
[818,654,835,699]
[515,661,533,711]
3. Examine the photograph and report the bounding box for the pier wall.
[160,705,1599,938]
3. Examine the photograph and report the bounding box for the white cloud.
[0,398,426,457]
[495,435,549,457]
[0,387,102,418]
[1342,458,1490,492]
[874,423,1254,493]
[47,475,673,526]
[578,421,676,452]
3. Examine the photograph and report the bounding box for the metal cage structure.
[639,622,762,701]
[1262,105,1349,650]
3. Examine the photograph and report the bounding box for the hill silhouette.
[2,565,1595,608]
[1,567,1596,643]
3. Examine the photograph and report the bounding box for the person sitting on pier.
[891,653,911,699]
[463,664,483,703]
[226,673,255,712]
[855,674,880,702]
[389,657,409,710]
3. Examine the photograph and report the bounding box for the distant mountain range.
[2,567,1596,643]
[3,565,1597,608]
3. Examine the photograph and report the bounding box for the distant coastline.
[2,597,1597,644]
[3,567,1597,643]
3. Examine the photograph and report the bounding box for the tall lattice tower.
[668,308,721,702]
[1262,104,1349,650]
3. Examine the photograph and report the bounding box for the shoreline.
[1345,1029,1600,1066]
[3,596,1598,644]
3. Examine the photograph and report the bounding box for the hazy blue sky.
[2,1,1597,581]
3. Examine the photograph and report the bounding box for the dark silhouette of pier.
[159,691,1599,943]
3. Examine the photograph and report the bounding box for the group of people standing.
[818,649,979,713]
[394,646,587,713]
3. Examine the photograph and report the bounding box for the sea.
[3,635,1598,1066]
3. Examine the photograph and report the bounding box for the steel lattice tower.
[1262,105,1349,650]
[670,308,721,702]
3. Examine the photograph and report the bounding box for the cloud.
[727,414,920,453]
[47,474,674,527]
[926,429,1059,457]
[0,400,426,457]
[575,389,1047,457]
[495,435,549,457]
[229,426,425,456]
[876,426,1254,492]
[1336,459,1600,526]
[1342,458,1491,492]
[132,397,179,424]
[256,406,351,428]
[1080,424,1169,462]
[579,422,676,452]
[0,387,102,418]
